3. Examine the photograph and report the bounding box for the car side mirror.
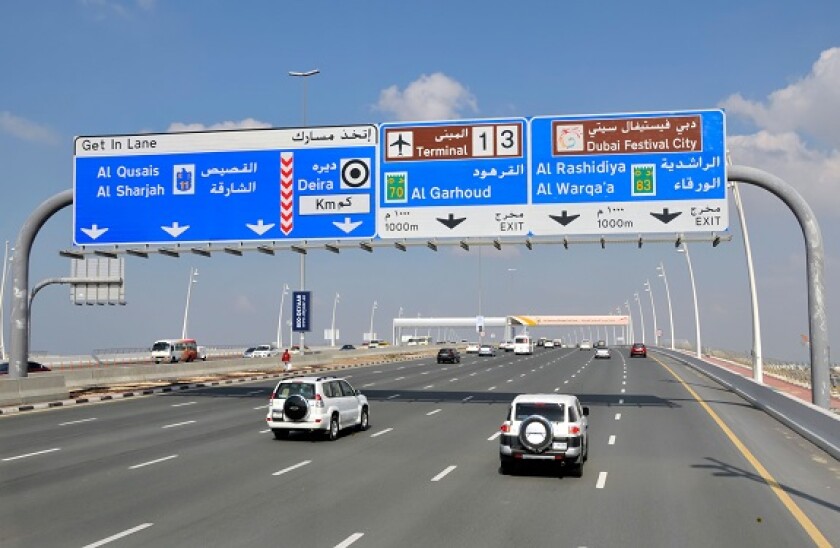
[355,389,361,396]
[583,407,590,416]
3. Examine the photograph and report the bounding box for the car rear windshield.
[273,383,315,400]
[515,403,565,422]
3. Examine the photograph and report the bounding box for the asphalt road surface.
[1,347,837,547]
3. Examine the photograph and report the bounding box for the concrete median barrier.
[0,374,68,406]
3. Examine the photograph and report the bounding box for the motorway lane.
[1,347,837,547]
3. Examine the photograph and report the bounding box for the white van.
[513,335,534,355]
[151,339,198,364]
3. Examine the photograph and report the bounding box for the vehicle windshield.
[152,342,170,351]
[273,383,315,400]
[515,403,565,422]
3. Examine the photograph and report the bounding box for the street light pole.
[181,267,198,339]
[398,306,403,345]
[369,300,377,342]
[0,241,12,361]
[625,301,634,343]
[634,292,646,345]
[276,283,289,349]
[288,69,320,127]
[331,292,340,347]
[289,68,319,353]
[644,279,658,346]
[678,243,702,358]
[657,262,675,350]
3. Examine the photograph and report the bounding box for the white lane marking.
[531,369,536,373]
[620,389,626,394]
[449,378,459,382]
[334,532,365,548]
[161,420,196,429]
[59,417,98,426]
[622,381,626,385]
[520,374,526,378]
[386,394,400,400]
[571,374,576,378]
[397,366,405,370]
[596,471,608,489]
[488,431,502,441]
[608,435,616,445]
[431,465,457,482]
[394,377,405,381]
[129,455,178,470]
[81,523,154,548]
[469,372,477,376]
[488,386,497,391]
[260,429,271,434]
[462,396,474,402]
[615,413,622,420]
[2,448,61,462]
[373,370,382,374]
[564,380,569,384]
[362,383,376,388]
[423,385,434,389]
[426,409,442,416]
[371,428,393,438]
[171,401,197,408]
[253,405,268,410]
[619,398,624,404]
[273,460,312,476]
[421,371,429,375]
[553,387,560,392]
[506,379,514,383]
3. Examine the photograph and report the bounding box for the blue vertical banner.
[292,291,311,332]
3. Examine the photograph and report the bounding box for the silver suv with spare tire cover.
[499,394,589,476]
[265,376,369,440]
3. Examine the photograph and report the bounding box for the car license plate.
[552,442,567,451]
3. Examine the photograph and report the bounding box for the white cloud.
[232,295,256,314]
[376,73,478,121]
[720,48,840,216]
[167,118,272,132]
[0,111,60,145]
[80,0,155,16]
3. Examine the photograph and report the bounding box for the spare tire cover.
[518,415,553,453]
[283,394,309,421]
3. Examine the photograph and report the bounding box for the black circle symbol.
[341,159,370,188]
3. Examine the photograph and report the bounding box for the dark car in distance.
[0,361,52,375]
[437,348,461,364]
[339,344,356,351]
[630,343,647,358]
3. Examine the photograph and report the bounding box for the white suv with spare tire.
[265,375,369,440]
[499,393,589,476]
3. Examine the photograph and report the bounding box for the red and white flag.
[280,153,294,235]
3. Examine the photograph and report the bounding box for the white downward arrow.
[80,224,108,240]
[246,219,275,236]
[161,222,190,238]
[333,217,363,234]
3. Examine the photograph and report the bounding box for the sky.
[1,0,839,363]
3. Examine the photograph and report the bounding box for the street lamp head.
[288,69,320,77]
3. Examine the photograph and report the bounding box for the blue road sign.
[73,126,377,245]
[528,110,727,235]
[292,291,311,332]
[377,118,529,238]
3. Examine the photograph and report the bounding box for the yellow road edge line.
[653,356,831,548]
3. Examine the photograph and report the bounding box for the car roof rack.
[316,375,338,382]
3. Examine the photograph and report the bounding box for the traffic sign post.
[528,110,727,235]
[378,118,529,239]
[73,126,377,245]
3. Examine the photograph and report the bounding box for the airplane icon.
[389,132,413,157]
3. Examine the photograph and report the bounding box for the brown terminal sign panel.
[385,123,523,162]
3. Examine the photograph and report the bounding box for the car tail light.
[500,423,510,433]
[314,394,324,408]
[569,425,581,435]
